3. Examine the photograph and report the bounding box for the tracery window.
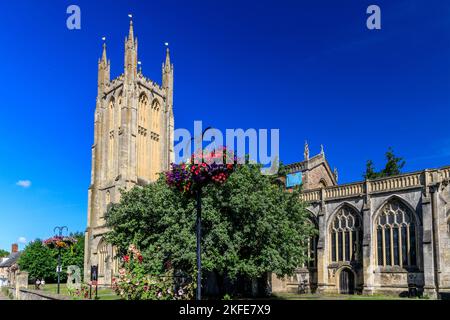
[330,206,362,263]
[376,199,417,267]
[150,99,161,180]
[137,93,149,178]
[108,98,115,179]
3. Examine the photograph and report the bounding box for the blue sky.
[0,0,449,252]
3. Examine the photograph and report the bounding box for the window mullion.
[390,227,394,267]
[399,225,403,268]
[382,227,386,267]
[407,225,411,266]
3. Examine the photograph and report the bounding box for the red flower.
[138,255,143,263]
[123,255,130,263]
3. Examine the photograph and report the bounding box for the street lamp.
[53,226,68,294]
[191,126,212,301]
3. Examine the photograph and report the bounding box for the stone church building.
[84,21,450,298]
[84,20,174,284]
[272,142,450,298]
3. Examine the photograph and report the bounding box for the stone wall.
[12,288,71,300]
[274,165,450,298]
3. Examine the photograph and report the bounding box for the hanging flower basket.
[43,236,77,249]
[165,147,237,194]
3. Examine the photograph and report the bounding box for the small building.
[0,244,21,287]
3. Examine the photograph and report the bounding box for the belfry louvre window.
[376,200,417,267]
[330,207,362,263]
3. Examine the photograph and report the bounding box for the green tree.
[18,233,84,283]
[382,147,405,176]
[363,147,405,179]
[105,164,315,293]
[18,240,55,281]
[364,160,378,180]
[0,249,9,258]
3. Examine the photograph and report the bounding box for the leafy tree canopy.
[105,164,315,281]
[0,249,9,258]
[18,233,84,282]
[364,147,405,180]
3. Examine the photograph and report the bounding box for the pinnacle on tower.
[101,41,107,63]
[98,38,110,94]
[304,140,310,160]
[128,17,134,44]
[124,15,138,81]
[164,47,171,70]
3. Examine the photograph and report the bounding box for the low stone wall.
[14,288,72,300]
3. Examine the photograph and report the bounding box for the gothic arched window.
[108,98,115,179]
[108,99,115,130]
[137,94,149,178]
[112,246,120,276]
[97,240,108,277]
[376,199,418,267]
[319,179,327,189]
[151,99,160,133]
[150,99,161,180]
[330,206,362,263]
[308,217,319,268]
[117,93,122,129]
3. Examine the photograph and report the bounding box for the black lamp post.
[191,126,212,301]
[195,187,202,300]
[53,226,68,294]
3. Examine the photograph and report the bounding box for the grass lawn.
[271,292,413,300]
[40,283,121,300]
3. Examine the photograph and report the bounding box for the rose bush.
[113,244,194,300]
[68,283,90,300]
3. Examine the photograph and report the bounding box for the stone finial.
[127,15,134,42]
[101,41,107,63]
[304,140,309,160]
[320,144,325,157]
[334,167,339,183]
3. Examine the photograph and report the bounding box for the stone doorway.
[339,268,355,294]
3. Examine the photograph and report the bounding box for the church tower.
[84,19,174,284]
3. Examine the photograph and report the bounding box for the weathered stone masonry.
[84,21,174,285]
[272,144,450,298]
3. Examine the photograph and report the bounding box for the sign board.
[286,172,302,188]
[91,265,98,281]
[56,265,62,273]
